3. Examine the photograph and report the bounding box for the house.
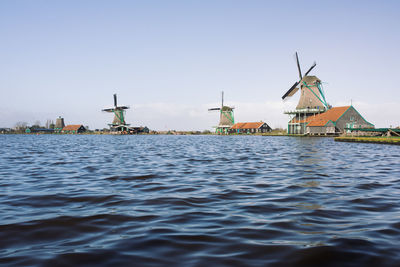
[128,126,150,134]
[62,125,86,134]
[306,106,374,135]
[229,122,272,134]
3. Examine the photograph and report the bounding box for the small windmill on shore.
[208,91,235,134]
[102,94,130,131]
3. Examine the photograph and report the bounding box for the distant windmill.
[282,52,329,110]
[208,91,235,134]
[102,94,130,131]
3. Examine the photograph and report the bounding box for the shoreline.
[334,136,400,145]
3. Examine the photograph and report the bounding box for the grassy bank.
[334,136,400,145]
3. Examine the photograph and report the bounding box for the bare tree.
[32,120,41,128]
[45,119,54,129]
[14,122,28,133]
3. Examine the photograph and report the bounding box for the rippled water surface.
[1,135,400,266]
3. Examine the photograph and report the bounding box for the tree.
[45,119,54,129]
[14,122,28,133]
[32,120,41,128]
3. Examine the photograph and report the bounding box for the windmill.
[208,91,235,134]
[282,52,329,110]
[102,94,130,132]
[283,52,330,134]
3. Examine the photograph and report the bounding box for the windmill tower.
[102,94,130,132]
[282,52,330,134]
[208,91,235,134]
[54,116,65,133]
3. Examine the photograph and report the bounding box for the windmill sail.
[282,52,327,109]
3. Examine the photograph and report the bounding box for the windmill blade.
[116,106,130,110]
[102,108,115,112]
[287,87,299,97]
[304,62,316,76]
[282,81,299,100]
[208,108,221,111]
[221,91,224,107]
[113,94,117,107]
[295,52,302,80]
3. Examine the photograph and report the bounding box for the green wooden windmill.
[282,52,329,110]
[208,91,235,134]
[282,52,331,134]
[102,94,130,132]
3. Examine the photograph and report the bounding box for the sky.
[0,0,399,130]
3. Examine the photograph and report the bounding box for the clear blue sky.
[1,0,399,130]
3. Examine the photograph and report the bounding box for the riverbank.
[334,136,400,145]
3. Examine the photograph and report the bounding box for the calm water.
[0,135,400,266]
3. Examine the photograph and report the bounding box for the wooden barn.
[62,125,86,134]
[229,122,272,134]
[305,106,374,135]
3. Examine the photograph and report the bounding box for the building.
[0,128,11,134]
[208,92,235,135]
[54,116,65,133]
[102,94,131,133]
[215,106,235,134]
[282,54,330,135]
[286,108,325,134]
[130,126,149,134]
[229,122,272,134]
[62,125,86,134]
[305,106,374,135]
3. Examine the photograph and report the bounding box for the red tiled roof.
[231,122,265,129]
[290,116,315,124]
[62,125,83,131]
[307,106,350,127]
